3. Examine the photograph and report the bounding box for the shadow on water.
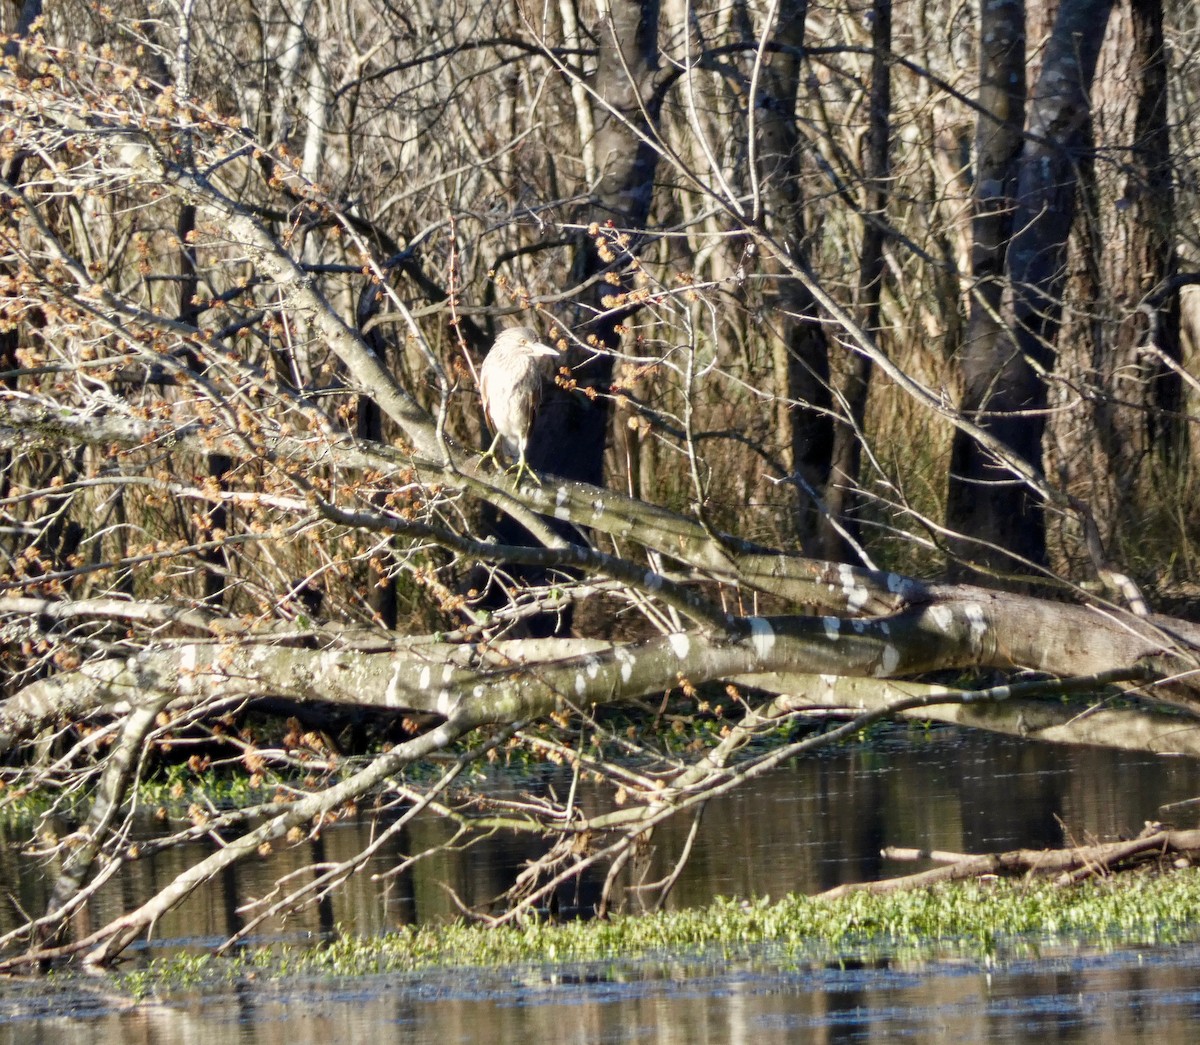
[5,726,1200,1041]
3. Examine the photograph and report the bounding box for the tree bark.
[530,0,664,486]
[751,0,836,554]
[946,0,1027,577]
[947,0,1115,579]
[7,581,1198,757]
[825,0,891,561]
[1054,0,1183,550]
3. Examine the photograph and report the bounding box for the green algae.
[120,868,1200,996]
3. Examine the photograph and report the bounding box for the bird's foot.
[478,433,506,473]
[478,447,504,472]
[508,459,543,486]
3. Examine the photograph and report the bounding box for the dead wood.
[817,826,1200,899]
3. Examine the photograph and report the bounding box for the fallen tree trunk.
[818,825,1200,899]
[5,580,1197,757]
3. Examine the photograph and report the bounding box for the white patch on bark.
[878,644,901,676]
[929,605,954,631]
[838,564,870,612]
[554,486,571,521]
[575,672,587,695]
[385,663,402,707]
[823,617,840,639]
[419,665,431,690]
[616,647,635,684]
[178,644,197,696]
[668,632,690,658]
[747,617,775,659]
[965,603,988,649]
[585,656,601,679]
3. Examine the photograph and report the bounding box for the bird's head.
[507,326,560,360]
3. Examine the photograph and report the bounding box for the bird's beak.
[531,342,560,359]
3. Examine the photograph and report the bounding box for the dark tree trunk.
[484,0,664,637]
[1127,0,1184,450]
[946,0,1027,578]
[356,283,398,629]
[528,0,663,487]
[178,203,233,607]
[1055,0,1183,553]
[826,0,891,562]
[751,0,836,556]
[1009,0,1115,381]
[946,0,1114,580]
[946,0,1029,578]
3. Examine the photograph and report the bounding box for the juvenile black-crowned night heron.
[479,326,560,485]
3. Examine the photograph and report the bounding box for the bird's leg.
[478,431,504,471]
[510,444,542,486]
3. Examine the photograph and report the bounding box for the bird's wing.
[514,384,540,430]
[479,379,494,431]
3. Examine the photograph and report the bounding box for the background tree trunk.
[1049,0,1183,571]
[529,0,664,487]
[751,0,836,556]
[946,0,1114,580]
[825,0,892,563]
[946,0,1026,579]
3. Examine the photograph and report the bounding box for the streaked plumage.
[479,326,560,483]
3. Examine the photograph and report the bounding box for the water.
[6,946,1200,1043]
[4,727,1200,1041]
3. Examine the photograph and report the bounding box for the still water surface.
[4,727,1200,1042]
[5,944,1200,1044]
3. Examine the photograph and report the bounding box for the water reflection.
[6,946,1200,1044]
[5,728,1200,1042]
[4,728,1200,948]
[648,727,1200,907]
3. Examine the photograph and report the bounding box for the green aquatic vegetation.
[122,868,1200,997]
[0,785,79,823]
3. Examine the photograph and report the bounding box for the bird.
[478,326,560,485]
